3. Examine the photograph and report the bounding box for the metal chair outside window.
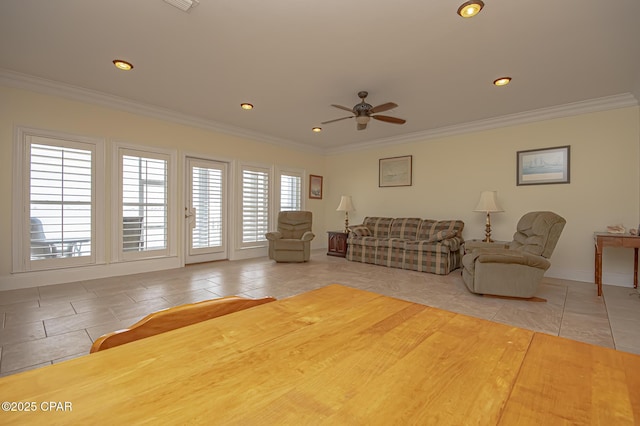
[123,216,144,252]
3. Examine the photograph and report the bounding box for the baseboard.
[0,257,182,291]
[546,266,635,288]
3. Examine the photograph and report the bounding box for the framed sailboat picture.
[309,174,323,199]
[517,146,570,186]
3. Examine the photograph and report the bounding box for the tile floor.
[1,250,639,377]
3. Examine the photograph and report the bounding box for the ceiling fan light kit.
[322,91,406,131]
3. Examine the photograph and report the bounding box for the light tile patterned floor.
[1,250,639,376]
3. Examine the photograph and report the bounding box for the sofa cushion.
[348,236,378,248]
[389,218,422,240]
[433,229,457,241]
[349,225,371,237]
[418,220,464,240]
[363,217,394,238]
[417,220,437,240]
[404,240,450,254]
[377,238,407,249]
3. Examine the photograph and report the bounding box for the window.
[117,146,174,259]
[280,173,302,211]
[13,129,103,272]
[30,143,93,259]
[241,165,270,247]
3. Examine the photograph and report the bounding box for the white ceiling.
[1,0,639,154]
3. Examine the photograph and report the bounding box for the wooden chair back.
[90,295,276,353]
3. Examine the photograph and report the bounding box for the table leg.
[594,244,602,296]
[635,248,638,289]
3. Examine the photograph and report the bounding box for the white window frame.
[12,127,105,273]
[238,162,272,249]
[275,166,306,213]
[112,142,177,262]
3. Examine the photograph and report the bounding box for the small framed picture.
[379,155,412,187]
[309,174,323,199]
[517,146,570,186]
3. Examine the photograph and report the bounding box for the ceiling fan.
[321,91,406,130]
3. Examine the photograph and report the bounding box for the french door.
[185,158,228,264]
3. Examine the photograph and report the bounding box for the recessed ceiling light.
[312,127,322,133]
[240,103,254,110]
[457,1,484,18]
[112,59,133,71]
[493,77,512,86]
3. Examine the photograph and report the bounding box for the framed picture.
[309,174,323,199]
[379,155,412,187]
[517,146,570,186]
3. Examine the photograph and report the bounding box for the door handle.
[185,207,196,228]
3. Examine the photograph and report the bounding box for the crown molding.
[0,69,323,155]
[2,69,637,157]
[325,93,639,155]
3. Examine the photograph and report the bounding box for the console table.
[593,232,640,296]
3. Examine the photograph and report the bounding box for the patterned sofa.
[347,217,465,275]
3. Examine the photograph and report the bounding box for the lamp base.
[483,212,493,243]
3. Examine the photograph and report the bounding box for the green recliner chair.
[265,211,315,262]
[462,211,566,298]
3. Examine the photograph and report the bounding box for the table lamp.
[336,195,355,233]
[473,190,504,242]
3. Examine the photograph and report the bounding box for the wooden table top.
[1,284,638,424]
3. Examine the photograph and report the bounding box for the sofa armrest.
[349,225,371,237]
[439,236,464,251]
[301,231,315,242]
[265,231,282,241]
[465,240,510,252]
[472,248,550,270]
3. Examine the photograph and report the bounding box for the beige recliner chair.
[462,211,566,298]
[265,211,315,262]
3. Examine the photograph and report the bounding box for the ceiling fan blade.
[331,104,354,113]
[369,102,398,114]
[372,115,406,124]
[321,116,354,124]
[357,122,367,131]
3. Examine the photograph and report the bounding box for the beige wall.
[0,86,326,289]
[2,84,639,289]
[325,106,640,286]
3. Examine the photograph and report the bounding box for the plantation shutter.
[280,174,302,211]
[122,154,168,253]
[192,165,223,248]
[242,167,270,245]
[29,141,93,261]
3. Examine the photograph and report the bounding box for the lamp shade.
[473,191,504,213]
[336,195,355,212]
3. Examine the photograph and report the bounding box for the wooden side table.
[594,232,640,296]
[327,231,348,258]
